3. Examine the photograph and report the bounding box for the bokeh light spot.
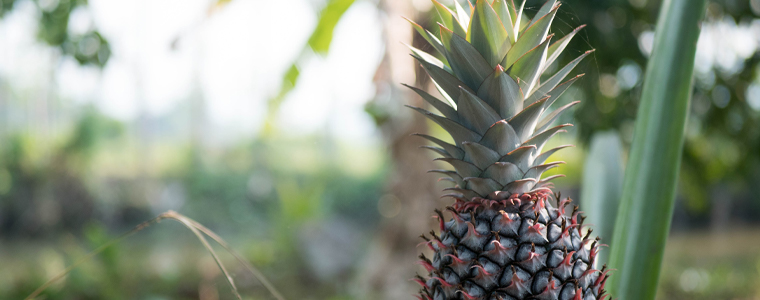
[712,85,731,108]
[746,83,760,111]
[616,62,641,90]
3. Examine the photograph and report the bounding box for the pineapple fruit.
[406,0,610,299]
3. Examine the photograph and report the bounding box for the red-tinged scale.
[414,192,608,300]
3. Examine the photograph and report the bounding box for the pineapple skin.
[406,1,610,299]
[416,193,609,300]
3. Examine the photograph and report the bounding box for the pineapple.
[406,1,610,299]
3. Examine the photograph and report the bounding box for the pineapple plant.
[405,0,610,299]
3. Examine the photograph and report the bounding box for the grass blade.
[25,217,163,300]
[607,0,708,298]
[25,211,286,300]
[177,213,286,300]
[168,213,244,300]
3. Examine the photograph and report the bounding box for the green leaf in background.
[579,131,624,267]
[308,0,356,54]
[282,64,301,92]
[607,0,708,298]
[263,0,356,135]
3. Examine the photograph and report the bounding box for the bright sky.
[2,0,759,144]
[0,0,385,143]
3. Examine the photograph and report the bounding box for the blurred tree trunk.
[357,1,440,299]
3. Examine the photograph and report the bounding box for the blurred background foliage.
[0,0,758,299]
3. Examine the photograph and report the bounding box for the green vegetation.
[608,0,707,298]
[0,0,758,299]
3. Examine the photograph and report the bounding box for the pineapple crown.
[406,0,592,202]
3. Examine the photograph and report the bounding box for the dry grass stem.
[25,210,286,300]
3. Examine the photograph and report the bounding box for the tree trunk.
[357,1,440,299]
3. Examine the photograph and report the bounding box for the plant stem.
[607,0,708,298]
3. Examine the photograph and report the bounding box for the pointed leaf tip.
[503,1,558,68]
[405,17,447,58]
[477,65,523,119]
[432,0,467,37]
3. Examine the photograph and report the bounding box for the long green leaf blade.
[607,0,708,298]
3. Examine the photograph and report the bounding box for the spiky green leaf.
[439,26,492,90]
[526,50,592,105]
[406,17,447,58]
[432,0,467,37]
[521,123,571,154]
[462,142,501,169]
[527,0,557,28]
[415,133,465,159]
[480,120,521,156]
[500,145,536,170]
[509,96,550,141]
[429,169,465,187]
[534,144,573,166]
[454,0,471,28]
[543,25,586,73]
[511,0,526,40]
[468,0,511,66]
[421,146,451,158]
[415,54,473,104]
[457,88,502,134]
[477,65,523,119]
[504,178,536,194]
[443,187,481,199]
[535,100,579,133]
[535,174,563,188]
[464,177,503,196]
[407,105,482,145]
[508,35,552,96]
[502,3,557,68]
[483,162,523,185]
[436,158,482,178]
[407,44,451,72]
[403,84,458,121]
[491,0,516,43]
[523,161,564,181]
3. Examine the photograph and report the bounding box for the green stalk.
[607,0,707,298]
